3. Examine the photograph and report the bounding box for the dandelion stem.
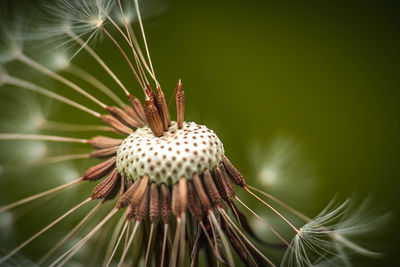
[100,26,145,92]
[0,154,89,176]
[119,220,140,266]
[127,24,155,83]
[40,120,112,132]
[105,221,129,267]
[169,217,181,267]
[50,208,119,267]
[44,153,86,164]
[0,133,87,144]
[244,186,300,234]
[160,224,169,267]
[219,208,276,267]
[0,178,81,213]
[16,53,108,109]
[134,0,158,86]
[37,202,102,265]
[5,76,100,117]
[65,63,125,107]
[106,14,149,88]
[144,223,155,267]
[247,185,311,222]
[179,214,186,267]
[209,211,235,267]
[0,198,91,265]
[67,31,130,96]
[234,196,291,247]
[103,209,129,265]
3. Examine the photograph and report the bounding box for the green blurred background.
[1,0,399,266]
[148,1,400,264]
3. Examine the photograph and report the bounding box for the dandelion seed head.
[113,0,167,25]
[282,198,389,266]
[117,121,224,184]
[55,164,81,183]
[0,22,24,63]
[23,142,48,163]
[251,136,316,204]
[0,91,51,134]
[0,211,14,234]
[48,51,70,71]
[44,0,114,42]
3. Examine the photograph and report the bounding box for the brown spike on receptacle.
[100,114,133,135]
[160,184,171,224]
[157,86,171,130]
[220,163,235,197]
[83,156,116,181]
[213,166,232,201]
[117,178,141,209]
[89,136,123,149]
[171,182,181,218]
[107,106,141,129]
[135,187,149,221]
[149,183,160,223]
[203,169,223,207]
[145,99,164,137]
[128,95,146,124]
[125,105,135,117]
[187,182,204,221]
[192,173,211,213]
[222,155,246,187]
[91,168,120,200]
[130,175,150,208]
[125,105,146,127]
[175,79,185,129]
[89,146,119,159]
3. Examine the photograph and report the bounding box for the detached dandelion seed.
[0,0,390,266]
